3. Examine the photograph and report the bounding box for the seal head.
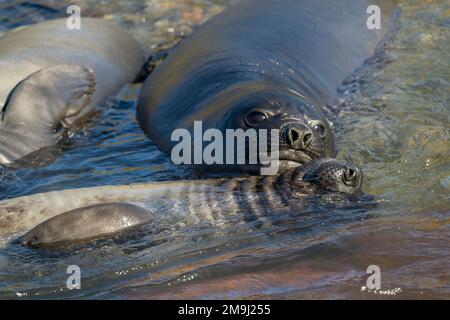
[168,82,335,174]
[215,85,335,172]
[276,158,363,195]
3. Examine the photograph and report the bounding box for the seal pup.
[137,0,395,173]
[12,159,365,247]
[0,18,146,165]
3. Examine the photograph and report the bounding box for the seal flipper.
[2,64,96,134]
[0,65,95,163]
[21,203,153,248]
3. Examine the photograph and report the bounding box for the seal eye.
[52,123,64,134]
[244,111,268,127]
[343,168,357,186]
[312,122,326,137]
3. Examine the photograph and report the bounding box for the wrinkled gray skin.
[138,0,395,173]
[22,202,153,247]
[20,159,362,248]
[0,18,146,165]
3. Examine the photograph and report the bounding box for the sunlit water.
[0,0,448,299]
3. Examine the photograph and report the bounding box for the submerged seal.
[0,18,146,165]
[138,0,395,173]
[18,158,364,247]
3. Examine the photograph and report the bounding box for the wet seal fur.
[0,18,146,165]
[20,158,363,248]
[138,0,395,173]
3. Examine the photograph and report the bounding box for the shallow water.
[0,0,449,299]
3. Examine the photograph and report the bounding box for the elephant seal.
[0,18,146,165]
[21,203,153,247]
[9,158,364,247]
[138,0,395,174]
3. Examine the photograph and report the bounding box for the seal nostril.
[303,133,313,147]
[287,128,313,149]
[289,129,299,145]
[348,168,355,178]
[343,168,358,186]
